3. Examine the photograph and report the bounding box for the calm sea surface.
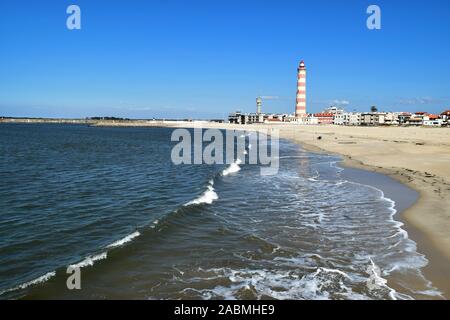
[0,124,440,299]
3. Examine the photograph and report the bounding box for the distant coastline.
[0,117,222,126]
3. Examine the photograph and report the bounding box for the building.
[423,114,443,126]
[265,114,283,123]
[441,110,450,125]
[228,111,265,124]
[228,111,246,124]
[295,60,307,119]
[384,112,400,125]
[314,112,334,124]
[247,113,264,124]
[360,112,386,126]
[407,118,423,126]
[405,112,427,126]
[305,115,319,125]
[333,113,350,125]
[348,113,362,126]
[398,112,412,125]
[324,106,345,115]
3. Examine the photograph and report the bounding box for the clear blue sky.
[1,0,449,119]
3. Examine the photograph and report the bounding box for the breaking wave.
[222,159,242,176]
[185,179,218,206]
[0,271,56,296]
[107,231,141,249]
[69,252,108,269]
[175,265,395,300]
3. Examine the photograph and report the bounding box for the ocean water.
[0,124,441,299]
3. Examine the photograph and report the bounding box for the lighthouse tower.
[256,97,262,114]
[295,60,307,118]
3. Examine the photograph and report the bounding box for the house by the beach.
[406,112,427,126]
[440,110,450,125]
[398,112,412,125]
[423,114,443,126]
[360,112,387,126]
[314,113,334,125]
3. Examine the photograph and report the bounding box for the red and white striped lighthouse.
[295,60,307,118]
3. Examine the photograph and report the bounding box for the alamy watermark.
[66,5,81,30]
[65,5,382,31]
[66,266,81,290]
[367,5,381,30]
[171,128,280,176]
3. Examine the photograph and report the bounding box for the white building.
[305,115,319,125]
[324,106,345,115]
[247,113,265,124]
[333,113,350,125]
[423,115,443,126]
[361,112,387,126]
[348,113,362,126]
[383,112,400,125]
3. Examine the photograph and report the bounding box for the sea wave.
[107,231,141,249]
[176,266,370,300]
[0,271,56,296]
[185,179,218,206]
[342,175,440,297]
[366,258,401,300]
[222,159,242,176]
[69,252,108,269]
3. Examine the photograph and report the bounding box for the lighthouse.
[256,97,262,114]
[295,60,307,118]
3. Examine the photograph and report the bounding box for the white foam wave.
[185,179,218,206]
[150,219,159,229]
[367,258,400,300]
[107,231,141,249]
[302,160,440,298]
[222,159,242,176]
[0,271,56,295]
[69,252,108,269]
[315,267,351,279]
[178,267,368,300]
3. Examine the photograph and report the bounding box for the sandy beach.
[87,120,450,297]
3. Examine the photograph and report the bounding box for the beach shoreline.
[294,138,450,299]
